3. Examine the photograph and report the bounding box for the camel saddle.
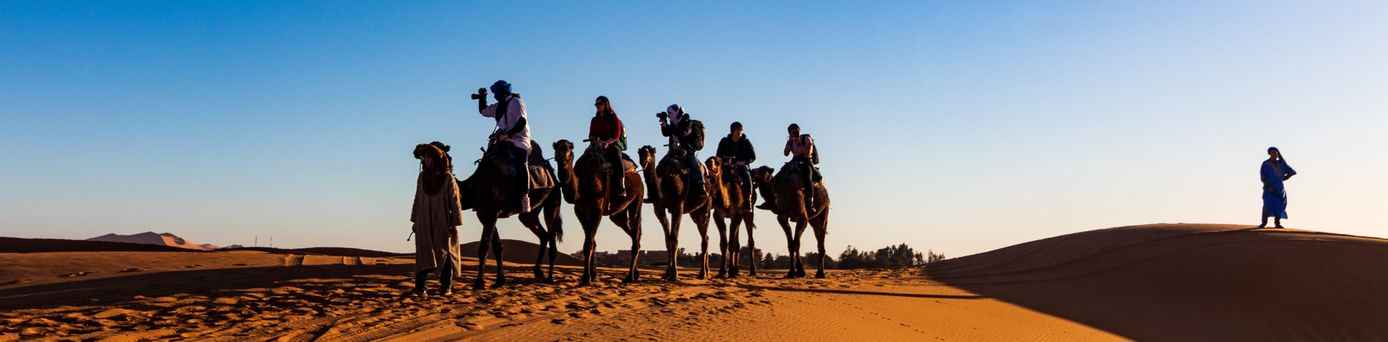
[529,163,556,190]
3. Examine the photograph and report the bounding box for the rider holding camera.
[658,104,707,202]
[716,121,756,210]
[776,123,819,210]
[474,80,532,213]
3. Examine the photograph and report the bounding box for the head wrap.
[490,80,513,96]
[666,104,683,123]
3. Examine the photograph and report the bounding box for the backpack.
[806,134,820,164]
[615,115,629,151]
[688,120,706,151]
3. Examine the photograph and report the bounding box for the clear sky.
[3,1,1386,258]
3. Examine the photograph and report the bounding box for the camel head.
[751,165,775,186]
[552,139,575,167]
[638,145,657,169]
[705,156,723,180]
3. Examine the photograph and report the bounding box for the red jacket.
[589,113,624,143]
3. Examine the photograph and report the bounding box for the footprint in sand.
[60,271,93,278]
[184,264,203,269]
[119,268,142,273]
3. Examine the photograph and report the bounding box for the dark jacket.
[716,136,756,164]
[660,114,697,151]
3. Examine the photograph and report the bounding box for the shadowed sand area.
[929,223,1388,341]
[2,223,1383,340]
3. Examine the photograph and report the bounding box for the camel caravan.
[408,80,829,296]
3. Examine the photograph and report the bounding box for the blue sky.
[2,1,1386,257]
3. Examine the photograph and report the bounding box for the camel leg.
[746,215,758,276]
[777,215,795,279]
[614,211,641,283]
[727,214,742,278]
[813,211,829,279]
[519,214,546,281]
[474,214,497,289]
[587,232,599,283]
[792,218,809,278]
[711,212,729,279]
[579,221,593,286]
[544,204,563,282]
[695,207,713,280]
[698,222,709,280]
[578,213,599,285]
[491,228,506,287]
[630,209,643,282]
[668,207,685,281]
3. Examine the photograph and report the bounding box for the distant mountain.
[87,232,219,251]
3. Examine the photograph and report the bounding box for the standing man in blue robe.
[1259,147,1297,228]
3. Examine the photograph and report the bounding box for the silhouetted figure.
[657,104,708,203]
[473,80,532,213]
[410,143,463,297]
[1259,147,1297,229]
[589,95,629,201]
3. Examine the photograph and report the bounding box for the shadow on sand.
[928,224,1388,341]
[735,283,984,300]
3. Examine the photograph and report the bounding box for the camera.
[469,88,488,100]
[656,112,668,119]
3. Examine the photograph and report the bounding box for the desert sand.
[2,223,1385,341]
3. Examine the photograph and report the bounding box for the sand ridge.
[0,251,1114,341]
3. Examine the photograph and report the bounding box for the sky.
[2,1,1386,258]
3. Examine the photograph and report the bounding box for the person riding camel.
[589,95,629,200]
[716,121,756,210]
[657,103,707,202]
[762,123,819,210]
[474,80,532,213]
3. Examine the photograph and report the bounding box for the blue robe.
[1260,159,1297,219]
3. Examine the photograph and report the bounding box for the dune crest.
[929,223,1388,341]
[87,232,218,251]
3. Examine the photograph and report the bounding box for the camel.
[639,145,715,280]
[458,141,564,288]
[553,139,644,285]
[751,163,830,278]
[706,156,758,278]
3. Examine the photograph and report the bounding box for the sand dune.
[88,232,219,251]
[3,223,1383,341]
[0,237,192,253]
[929,223,1388,341]
[459,239,585,267]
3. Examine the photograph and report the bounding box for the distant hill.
[0,236,196,253]
[88,232,218,251]
[460,239,583,266]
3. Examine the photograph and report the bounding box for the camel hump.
[527,140,547,165]
[620,154,639,174]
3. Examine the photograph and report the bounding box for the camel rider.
[779,123,819,209]
[658,104,707,202]
[716,121,756,210]
[474,80,532,213]
[589,95,628,198]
